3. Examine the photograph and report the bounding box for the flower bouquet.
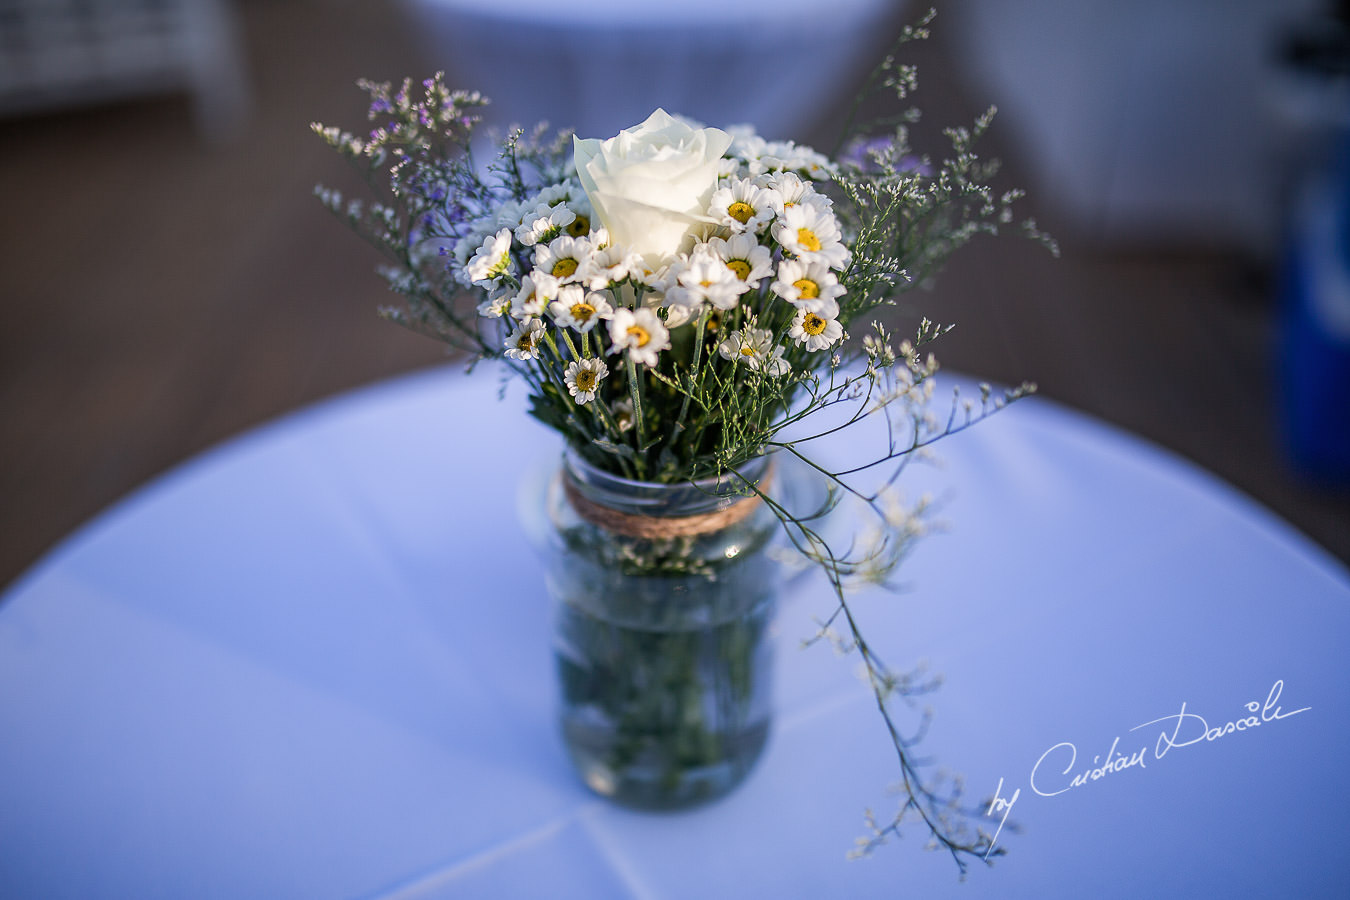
[314,11,1054,873]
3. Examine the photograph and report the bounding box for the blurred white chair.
[400,0,901,140]
[945,0,1327,254]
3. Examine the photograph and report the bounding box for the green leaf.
[590,438,636,461]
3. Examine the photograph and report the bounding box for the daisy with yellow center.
[629,259,674,294]
[707,177,776,233]
[771,258,846,311]
[718,326,769,364]
[772,204,850,270]
[717,327,791,376]
[578,244,641,291]
[668,253,746,311]
[534,234,593,284]
[788,298,844,352]
[565,214,590,238]
[607,307,670,367]
[524,182,595,241]
[758,171,833,215]
[511,272,560,318]
[704,234,773,288]
[503,317,546,361]
[549,285,613,333]
[564,357,609,404]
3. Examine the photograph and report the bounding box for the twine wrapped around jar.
[559,450,773,540]
[561,468,768,539]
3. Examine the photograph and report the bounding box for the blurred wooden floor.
[2,0,1347,590]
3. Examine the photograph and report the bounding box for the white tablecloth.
[2,366,1348,898]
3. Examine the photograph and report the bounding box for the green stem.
[666,306,711,455]
[625,353,648,478]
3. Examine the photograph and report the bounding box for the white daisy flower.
[773,204,850,270]
[476,285,514,319]
[549,285,613,332]
[511,271,561,318]
[527,182,595,237]
[564,357,609,404]
[578,244,642,290]
[758,140,837,180]
[630,260,675,293]
[771,258,847,310]
[717,327,790,376]
[607,307,670,368]
[503,317,546,360]
[465,228,515,285]
[705,234,774,287]
[707,177,777,233]
[718,326,770,364]
[789,299,844,351]
[534,234,594,283]
[758,171,833,214]
[514,202,577,247]
[666,253,746,311]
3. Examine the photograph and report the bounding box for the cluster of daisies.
[450,132,851,409]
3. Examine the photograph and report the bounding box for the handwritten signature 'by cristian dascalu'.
[982,679,1310,859]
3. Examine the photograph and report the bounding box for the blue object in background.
[1282,137,1350,484]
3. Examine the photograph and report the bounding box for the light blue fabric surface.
[2,366,1347,898]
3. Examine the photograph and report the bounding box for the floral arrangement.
[314,11,1054,874]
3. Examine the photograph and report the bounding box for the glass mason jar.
[538,448,779,809]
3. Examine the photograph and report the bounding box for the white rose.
[574,110,732,265]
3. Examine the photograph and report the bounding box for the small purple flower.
[840,136,890,169]
[842,136,931,175]
[898,155,931,176]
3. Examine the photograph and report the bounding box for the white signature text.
[982,679,1309,859]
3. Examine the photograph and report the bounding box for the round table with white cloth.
[1,366,1347,898]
